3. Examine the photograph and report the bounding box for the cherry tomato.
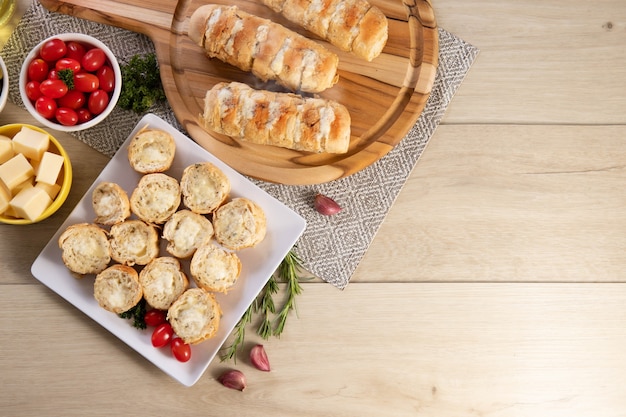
[27,58,49,82]
[82,48,106,72]
[47,69,60,80]
[55,107,79,126]
[39,79,68,99]
[76,108,92,124]
[171,338,192,362]
[65,41,86,62]
[144,310,167,327]
[25,81,42,101]
[40,38,67,62]
[74,72,99,93]
[55,58,81,72]
[35,96,57,119]
[88,89,109,115]
[96,65,115,92]
[151,322,174,348]
[57,90,86,110]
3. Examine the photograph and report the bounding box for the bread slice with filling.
[127,128,176,174]
[58,223,111,276]
[190,242,242,293]
[139,257,189,310]
[130,173,181,224]
[213,197,267,250]
[167,288,221,345]
[109,219,160,266]
[94,264,143,314]
[162,209,214,259]
[92,182,130,225]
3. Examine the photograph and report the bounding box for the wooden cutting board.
[39,0,438,185]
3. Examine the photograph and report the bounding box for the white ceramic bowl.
[0,54,9,113]
[19,33,122,132]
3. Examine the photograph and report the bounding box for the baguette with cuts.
[188,4,338,93]
[202,81,351,154]
[262,0,388,61]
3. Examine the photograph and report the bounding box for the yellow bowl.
[0,124,73,225]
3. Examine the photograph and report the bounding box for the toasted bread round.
[139,257,189,310]
[58,223,111,276]
[109,219,160,266]
[190,242,242,293]
[162,209,214,259]
[130,173,181,224]
[213,197,267,250]
[167,288,221,345]
[92,182,130,225]
[94,264,143,314]
[180,162,230,214]
[127,128,176,174]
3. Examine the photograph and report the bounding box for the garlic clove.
[218,369,247,391]
[250,344,271,372]
[314,193,342,216]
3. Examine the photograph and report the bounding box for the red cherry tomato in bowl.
[25,81,42,101]
[57,90,86,110]
[171,338,192,362]
[144,310,167,327]
[76,108,93,124]
[40,38,67,62]
[55,107,79,126]
[39,79,68,99]
[55,58,81,72]
[151,322,174,348]
[65,41,86,62]
[88,89,110,115]
[35,96,57,119]
[82,48,106,72]
[96,65,115,92]
[74,72,99,93]
[27,58,49,82]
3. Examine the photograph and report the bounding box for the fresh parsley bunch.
[118,53,166,113]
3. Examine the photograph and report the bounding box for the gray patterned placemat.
[2,1,479,289]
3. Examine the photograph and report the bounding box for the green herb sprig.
[220,248,306,362]
[119,298,147,330]
[118,53,166,113]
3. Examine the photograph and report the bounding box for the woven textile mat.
[2,0,479,289]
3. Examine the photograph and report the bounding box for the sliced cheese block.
[36,181,62,200]
[35,151,64,186]
[0,182,10,214]
[0,153,35,191]
[0,135,14,164]
[12,126,50,161]
[9,186,52,221]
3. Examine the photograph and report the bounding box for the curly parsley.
[118,53,166,113]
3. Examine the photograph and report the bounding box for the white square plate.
[31,113,306,386]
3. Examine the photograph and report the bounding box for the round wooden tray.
[170,0,438,184]
[40,0,438,185]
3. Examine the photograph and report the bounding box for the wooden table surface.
[2,1,626,415]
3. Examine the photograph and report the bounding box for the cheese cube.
[0,135,14,164]
[13,177,35,196]
[36,182,61,200]
[36,151,64,186]
[12,126,50,161]
[9,186,52,221]
[0,182,10,214]
[0,153,35,191]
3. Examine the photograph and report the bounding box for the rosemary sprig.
[219,248,305,361]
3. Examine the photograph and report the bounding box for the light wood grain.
[3,282,626,417]
[38,0,439,184]
[3,0,626,415]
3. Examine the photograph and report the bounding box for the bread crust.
[162,209,214,259]
[189,4,338,93]
[109,219,160,266]
[127,129,176,174]
[180,162,230,214]
[139,257,189,310]
[262,0,388,61]
[202,81,351,154]
[58,223,111,276]
[130,173,181,224]
[213,197,267,250]
[92,182,130,225]
[94,264,143,314]
[167,288,221,345]
[190,242,242,293]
